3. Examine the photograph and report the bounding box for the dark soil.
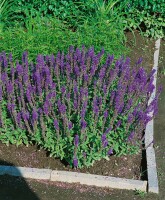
[0,31,155,182]
[126,30,155,73]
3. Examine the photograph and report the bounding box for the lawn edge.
[0,39,160,193]
[145,38,161,194]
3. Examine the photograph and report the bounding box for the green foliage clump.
[0,16,128,62]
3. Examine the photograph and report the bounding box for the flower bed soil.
[0,31,155,181]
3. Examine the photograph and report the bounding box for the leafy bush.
[0,48,161,168]
[125,0,165,15]
[0,16,128,62]
[118,0,165,38]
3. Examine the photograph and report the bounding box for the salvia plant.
[0,47,162,168]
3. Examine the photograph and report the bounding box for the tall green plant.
[0,0,14,32]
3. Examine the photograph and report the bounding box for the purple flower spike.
[7,81,14,94]
[54,119,59,130]
[0,85,2,101]
[22,111,29,121]
[74,134,79,147]
[116,120,122,128]
[104,127,112,134]
[83,152,86,158]
[73,157,78,168]
[107,148,113,155]
[59,104,66,115]
[128,131,135,141]
[68,121,73,130]
[84,74,88,82]
[136,57,143,65]
[16,112,21,125]
[103,109,108,119]
[32,109,38,121]
[128,114,134,123]
[101,133,106,142]
[81,120,87,130]
[101,133,108,148]
[16,64,24,75]
[73,100,78,109]
[61,86,66,94]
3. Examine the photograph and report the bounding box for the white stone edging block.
[145,38,161,194]
[50,170,147,191]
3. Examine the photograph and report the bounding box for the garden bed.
[0,31,155,182]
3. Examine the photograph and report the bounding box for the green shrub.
[0,16,128,62]
[118,0,165,38]
[0,49,161,168]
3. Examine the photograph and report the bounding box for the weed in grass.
[134,189,147,198]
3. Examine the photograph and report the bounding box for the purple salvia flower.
[103,140,108,148]
[0,85,2,101]
[148,69,156,79]
[117,103,124,114]
[26,89,31,102]
[107,148,113,155]
[116,120,122,128]
[99,67,106,81]
[22,111,30,121]
[2,52,8,68]
[74,65,80,76]
[101,133,108,148]
[104,127,112,134]
[69,45,74,53]
[73,157,78,168]
[7,81,14,94]
[73,81,78,94]
[43,101,49,115]
[103,109,108,119]
[136,57,143,65]
[68,121,73,130]
[1,72,8,82]
[73,100,78,109]
[7,103,15,112]
[66,93,70,100]
[74,134,79,147]
[32,109,38,121]
[16,112,21,125]
[9,53,13,63]
[80,107,86,119]
[16,64,24,75]
[59,104,66,115]
[128,114,134,123]
[61,86,66,94]
[93,105,99,116]
[87,47,94,57]
[90,65,96,76]
[84,74,88,82]
[126,99,133,110]
[98,97,102,106]
[128,131,135,141]
[54,119,59,130]
[83,152,86,158]
[132,107,138,117]
[103,84,107,95]
[81,120,87,130]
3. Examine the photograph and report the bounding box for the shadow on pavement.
[0,161,40,200]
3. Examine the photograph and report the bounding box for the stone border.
[144,38,161,194]
[0,39,160,193]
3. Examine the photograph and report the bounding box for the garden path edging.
[144,38,161,194]
[0,39,160,193]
